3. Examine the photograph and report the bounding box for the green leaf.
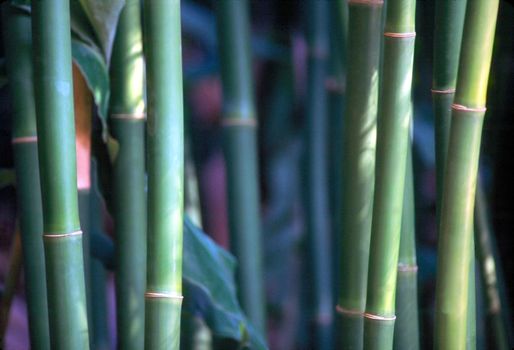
[71,39,110,140]
[183,217,268,350]
[77,0,125,60]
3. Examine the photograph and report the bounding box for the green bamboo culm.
[31,0,90,348]
[363,0,416,348]
[110,0,147,348]
[336,0,382,349]
[304,1,333,348]
[216,0,266,333]
[393,135,420,350]
[434,0,499,349]
[143,0,184,348]
[2,4,50,349]
[431,1,477,349]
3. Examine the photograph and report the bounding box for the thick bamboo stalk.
[31,0,90,348]
[431,2,477,349]
[434,0,499,348]
[216,0,265,332]
[2,4,50,349]
[109,0,146,348]
[363,1,416,348]
[143,1,184,348]
[336,1,382,349]
[393,136,420,350]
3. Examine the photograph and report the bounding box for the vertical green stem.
[143,0,184,349]
[32,0,90,348]
[2,4,50,349]
[434,0,499,349]
[304,1,333,348]
[216,0,265,333]
[393,136,420,350]
[110,0,146,348]
[363,1,416,348]
[336,1,382,349]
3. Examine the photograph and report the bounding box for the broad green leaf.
[183,217,268,350]
[78,0,125,60]
[72,39,110,140]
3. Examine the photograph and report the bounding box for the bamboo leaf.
[71,39,110,140]
[77,0,125,60]
[183,217,268,350]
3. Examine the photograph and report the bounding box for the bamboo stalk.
[304,1,333,348]
[31,0,90,348]
[216,0,265,333]
[434,0,499,348]
[431,2,476,349]
[109,0,146,348]
[336,0,382,349]
[363,1,416,348]
[393,136,420,350]
[2,4,50,349]
[143,0,184,348]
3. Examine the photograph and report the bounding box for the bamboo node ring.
[348,0,384,5]
[12,136,38,144]
[363,312,396,321]
[384,32,416,38]
[397,263,418,272]
[110,113,146,120]
[43,230,83,239]
[451,104,486,113]
[221,118,258,128]
[145,291,184,300]
[336,305,363,317]
[431,88,456,94]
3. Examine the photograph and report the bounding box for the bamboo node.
[335,305,363,317]
[363,312,396,321]
[12,136,38,144]
[221,118,258,128]
[451,104,486,113]
[384,32,416,38]
[110,113,146,120]
[348,0,384,5]
[145,291,184,300]
[431,88,456,95]
[397,263,418,272]
[43,230,82,239]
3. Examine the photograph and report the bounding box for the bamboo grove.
[0,0,512,349]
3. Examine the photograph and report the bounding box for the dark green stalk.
[2,4,50,348]
[109,1,146,348]
[336,1,382,349]
[474,181,510,350]
[363,1,416,348]
[393,136,420,350]
[434,0,499,348]
[216,0,265,333]
[304,1,333,348]
[31,0,90,348]
[143,0,184,348]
